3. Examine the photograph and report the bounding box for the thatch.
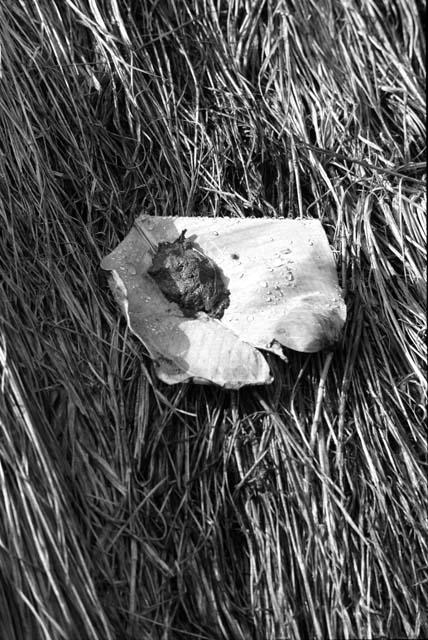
[0,0,426,638]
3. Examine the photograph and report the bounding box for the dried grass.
[0,0,426,638]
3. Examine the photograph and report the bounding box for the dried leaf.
[101,217,346,387]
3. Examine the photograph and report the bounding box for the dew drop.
[273,259,285,268]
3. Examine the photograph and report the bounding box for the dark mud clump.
[148,230,230,319]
